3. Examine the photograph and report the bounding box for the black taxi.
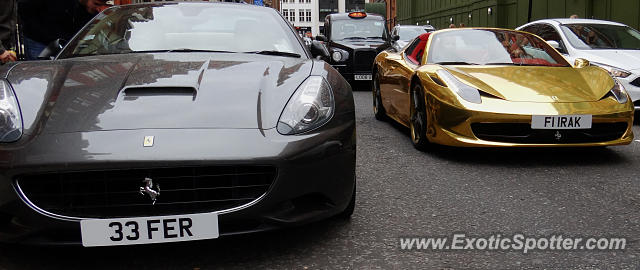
[316,12,390,87]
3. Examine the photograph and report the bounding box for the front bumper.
[426,94,634,147]
[0,118,356,244]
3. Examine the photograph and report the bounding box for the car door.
[389,34,430,124]
[377,37,418,122]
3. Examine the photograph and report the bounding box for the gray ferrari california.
[0,2,355,246]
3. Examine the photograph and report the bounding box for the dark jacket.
[0,0,16,53]
[18,0,93,45]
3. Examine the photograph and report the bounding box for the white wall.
[281,0,328,37]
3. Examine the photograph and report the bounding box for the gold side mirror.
[574,58,590,68]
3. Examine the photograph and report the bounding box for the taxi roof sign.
[348,12,367,19]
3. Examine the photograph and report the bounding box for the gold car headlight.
[610,79,628,104]
[436,69,482,104]
[0,80,22,142]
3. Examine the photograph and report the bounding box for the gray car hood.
[7,53,312,135]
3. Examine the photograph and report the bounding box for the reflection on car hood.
[8,53,312,135]
[574,49,640,71]
[445,66,613,102]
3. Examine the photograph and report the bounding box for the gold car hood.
[445,66,614,103]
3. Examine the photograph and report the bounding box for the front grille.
[353,50,377,73]
[631,77,640,88]
[16,165,276,219]
[471,122,628,144]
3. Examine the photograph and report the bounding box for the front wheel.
[410,84,431,151]
[372,71,386,121]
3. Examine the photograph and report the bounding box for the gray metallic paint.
[0,52,355,244]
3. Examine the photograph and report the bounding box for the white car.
[517,19,640,109]
[390,25,435,51]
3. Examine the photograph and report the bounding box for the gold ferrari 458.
[372,28,634,149]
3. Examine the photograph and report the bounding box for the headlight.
[609,79,628,104]
[331,49,348,63]
[0,80,22,142]
[436,70,482,104]
[332,51,342,62]
[277,76,334,135]
[592,62,632,78]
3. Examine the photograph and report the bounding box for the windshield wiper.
[435,61,479,65]
[366,36,384,39]
[246,50,301,58]
[342,37,366,40]
[66,49,237,58]
[132,49,238,53]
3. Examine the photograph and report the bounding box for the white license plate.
[531,115,592,129]
[81,212,218,247]
[354,74,372,80]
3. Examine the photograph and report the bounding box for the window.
[290,9,296,22]
[345,0,364,12]
[299,10,305,22]
[282,9,288,20]
[523,24,568,54]
[60,4,306,58]
[305,0,311,3]
[561,24,640,50]
[306,9,311,22]
[404,37,425,65]
[319,0,338,22]
[427,29,570,67]
[330,19,386,40]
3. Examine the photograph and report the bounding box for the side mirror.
[310,40,329,59]
[547,40,561,50]
[37,38,67,60]
[315,35,327,42]
[574,58,590,68]
[392,35,400,42]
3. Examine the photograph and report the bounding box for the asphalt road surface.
[2,90,640,269]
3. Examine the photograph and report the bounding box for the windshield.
[59,4,306,58]
[398,27,430,41]
[427,29,570,67]
[560,24,640,50]
[330,19,386,40]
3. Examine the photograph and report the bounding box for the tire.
[372,71,387,121]
[336,180,355,219]
[410,83,431,151]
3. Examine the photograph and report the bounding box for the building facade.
[281,0,368,37]
[395,0,640,31]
